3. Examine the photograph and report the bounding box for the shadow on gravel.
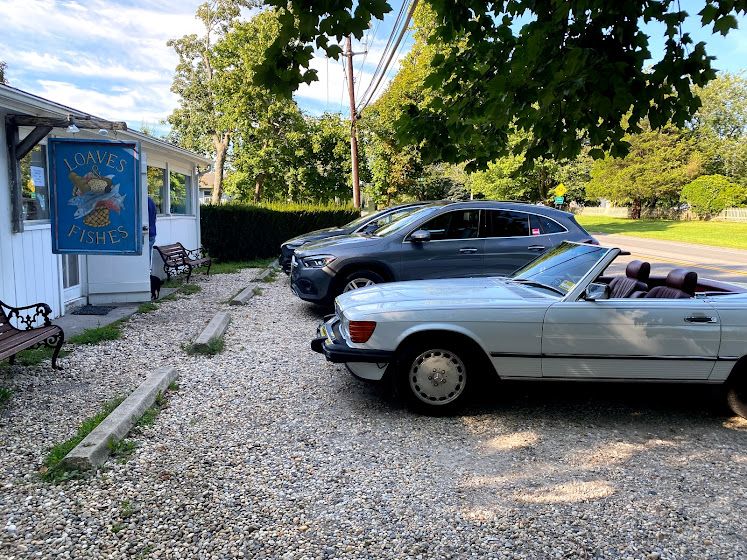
[467,380,736,426]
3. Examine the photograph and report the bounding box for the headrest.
[625,260,650,282]
[666,268,698,296]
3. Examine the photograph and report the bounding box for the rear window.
[529,213,567,235]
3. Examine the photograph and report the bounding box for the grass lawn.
[575,216,747,251]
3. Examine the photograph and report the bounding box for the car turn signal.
[348,321,376,343]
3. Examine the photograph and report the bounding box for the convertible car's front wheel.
[394,338,472,414]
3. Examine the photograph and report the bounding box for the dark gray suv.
[291,201,597,305]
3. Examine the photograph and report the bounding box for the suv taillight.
[349,321,376,343]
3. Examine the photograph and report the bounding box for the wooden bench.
[154,242,212,283]
[0,300,64,370]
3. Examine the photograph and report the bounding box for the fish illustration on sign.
[67,169,126,227]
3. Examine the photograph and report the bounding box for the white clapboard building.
[1,84,211,316]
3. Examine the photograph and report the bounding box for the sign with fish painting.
[48,139,141,255]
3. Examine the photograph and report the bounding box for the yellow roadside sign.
[555,183,567,197]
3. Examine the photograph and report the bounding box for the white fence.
[572,206,747,221]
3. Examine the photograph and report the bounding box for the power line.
[357,0,419,112]
[356,0,409,107]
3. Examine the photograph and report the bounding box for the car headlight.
[302,255,336,268]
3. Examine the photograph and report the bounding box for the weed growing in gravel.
[184,335,225,356]
[252,287,263,296]
[262,270,278,282]
[40,395,128,483]
[180,283,201,295]
[137,302,159,314]
[69,318,129,345]
[168,381,179,392]
[107,438,138,462]
[0,386,12,407]
[120,499,135,518]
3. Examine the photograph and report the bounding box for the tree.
[586,124,701,218]
[681,174,747,216]
[256,0,746,169]
[360,3,449,204]
[167,0,260,205]
[690,72,747,186]
[0,60,7,84]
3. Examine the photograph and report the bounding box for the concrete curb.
[193,311,231,350]
[62,366,179,469]
[255,268,275,282]
[229,286,256,306]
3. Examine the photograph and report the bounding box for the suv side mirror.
[583,282,610,301]
[408,230,431,243]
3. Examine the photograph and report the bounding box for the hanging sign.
[48,139,141,255]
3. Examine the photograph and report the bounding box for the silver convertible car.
[311,242,747,417]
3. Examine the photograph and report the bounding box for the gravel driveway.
[1,268,746,560]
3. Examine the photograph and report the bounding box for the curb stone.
[229,286,256,306]
[61,366,179,469]
[193,311,231,350]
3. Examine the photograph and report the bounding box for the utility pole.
[345,35,361,208]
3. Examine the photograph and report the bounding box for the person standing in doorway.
[148,196,157,268]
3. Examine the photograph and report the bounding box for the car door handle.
[528,245,545,251]
[684,316,718,323]
[460,247,478,254]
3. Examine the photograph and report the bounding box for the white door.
[542,299,721,380]
[62,254,83,302]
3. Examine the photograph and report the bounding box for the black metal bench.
[0,300,64,369]
[154,242,212,283]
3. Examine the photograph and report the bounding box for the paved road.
[594,232,747,285]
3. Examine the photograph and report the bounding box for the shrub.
[201,203,359,261]
[681,174,747,217]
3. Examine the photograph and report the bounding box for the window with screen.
[147,167,166,213]
[20,145,50,221]
[169,171,193,215]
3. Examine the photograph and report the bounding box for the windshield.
[509,242,609,295]
[373,206,441,237]
[343,212,375,229]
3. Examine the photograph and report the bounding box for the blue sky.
[0,0,744,137]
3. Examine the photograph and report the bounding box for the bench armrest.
[186,247,210,260]
[1,301,53,329]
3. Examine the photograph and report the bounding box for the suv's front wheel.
[341,270,385,294]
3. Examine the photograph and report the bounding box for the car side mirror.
[583,282,610,301]
[362,222,378,234]
[408,230,431,243]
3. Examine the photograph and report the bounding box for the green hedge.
[200,203,360,261]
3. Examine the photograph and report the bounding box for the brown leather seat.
[644,269,697,299]
[609,260,650,298]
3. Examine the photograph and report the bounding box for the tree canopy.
[256,0,746,169]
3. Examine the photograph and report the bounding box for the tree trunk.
[211,131,230,205]
[631,197,642,219]
[254,173,266,203]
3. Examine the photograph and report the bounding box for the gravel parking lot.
[1,268,746,560]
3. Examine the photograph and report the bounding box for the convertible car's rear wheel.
[342,270,385,293]
[726,372,747,419]
[394,339,471,414]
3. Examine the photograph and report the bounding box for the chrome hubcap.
[343,278,376,292]
[409,349,466,405]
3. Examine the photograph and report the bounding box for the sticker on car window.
[531,228,540,235]
[559,280,575,291]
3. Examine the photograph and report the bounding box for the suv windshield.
[373,206,441,237]
[509,242,609,295]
